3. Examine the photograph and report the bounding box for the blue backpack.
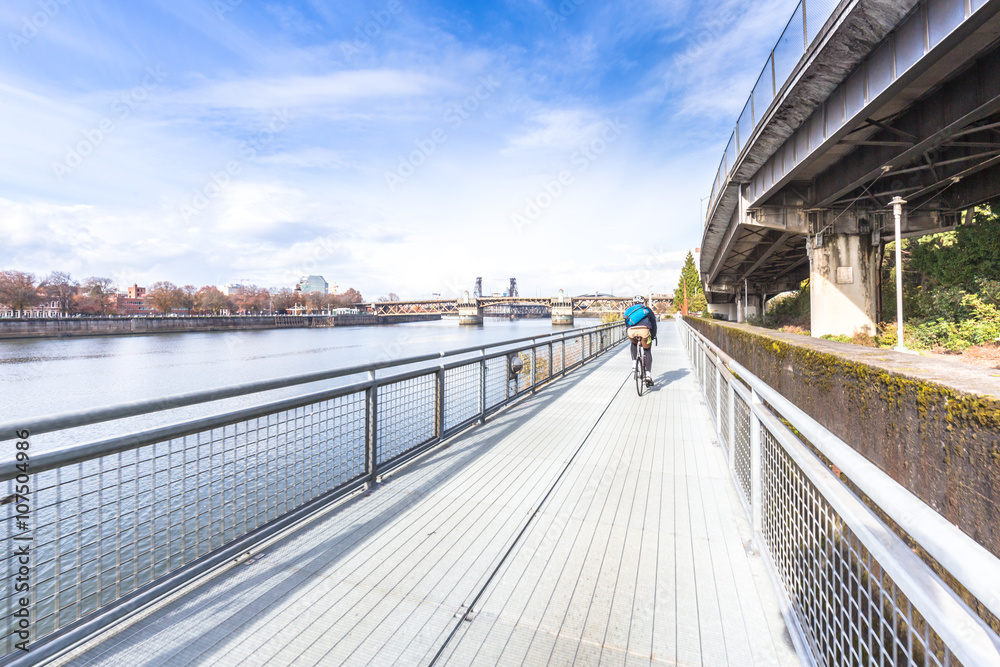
[624,304,650,327]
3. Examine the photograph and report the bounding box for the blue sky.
[0,0,795,300]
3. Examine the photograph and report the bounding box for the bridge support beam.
[809,234,877,338]
[458,299,484,325]
[551,300,573,326]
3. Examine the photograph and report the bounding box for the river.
[0,317,593,452]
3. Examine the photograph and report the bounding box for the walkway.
[53,323,800,666]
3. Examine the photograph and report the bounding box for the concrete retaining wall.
[685,316,1000,561]
[0,313,442,339]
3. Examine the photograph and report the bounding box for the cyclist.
[624,295,657,386]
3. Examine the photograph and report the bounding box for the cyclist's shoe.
[645,377,654,387]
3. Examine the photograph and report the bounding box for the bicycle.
[632,334,656,396]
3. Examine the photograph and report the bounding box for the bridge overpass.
[701,0,1000,335]
[3,319,999,666]
[361,295,674,325]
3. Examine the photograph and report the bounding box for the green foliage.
[673,251,707,314]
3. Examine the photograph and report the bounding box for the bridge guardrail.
[680,318,1000,666]
[0,321,626,664]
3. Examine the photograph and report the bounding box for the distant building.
[118,284,150,315]
[221,284,243,296]
[296,275,328,294]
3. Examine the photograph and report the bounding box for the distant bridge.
[359,295,674,322]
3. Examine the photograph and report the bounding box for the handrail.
[685,321,1000,622]
[680,319,1000,666]
[0,321,619,438]
[0,322,627,662]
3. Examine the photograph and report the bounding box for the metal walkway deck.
[52,326,800,666]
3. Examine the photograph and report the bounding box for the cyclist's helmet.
[632,295,646,305]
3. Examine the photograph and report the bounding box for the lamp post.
[890,196,907,352]
[699,195,711,224]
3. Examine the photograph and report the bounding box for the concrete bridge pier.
[809,233,877,338]
[551,293,573,325]
[458,294,484,325]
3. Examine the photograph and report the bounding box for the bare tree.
[0,271,41,313]
[194,286,232,314]
[83,276,116,315]
[147,281,181,314]
[41,271,79,314]
[270,288,297,313]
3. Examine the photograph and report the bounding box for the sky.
[0,0,796,301]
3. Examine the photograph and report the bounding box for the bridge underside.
[51,329,798,667]
[703,0,1000,333]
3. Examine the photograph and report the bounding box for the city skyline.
[1,0,795,298]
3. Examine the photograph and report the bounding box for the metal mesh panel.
[534,345,550,384]
[515,350,533,394]
[376,374,436,464]
[484,357,507,410]
[444,363,481,431]
[760,428,955,667]
[719,378,731,458]
[0,393,366,654]
[565,337,582,367]
[552,341,564,375]
[706,358,718,422]
[733,393,752,505]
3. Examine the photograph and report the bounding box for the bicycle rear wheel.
[635,353,644,396]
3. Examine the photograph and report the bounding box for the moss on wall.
[686,315,1000,560]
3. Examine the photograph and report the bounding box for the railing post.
[750,388,762,548]
[366,372,378,487]
[561,339,566,376]
[436,366,445,440]
[530,346,537,394]
[728,379,736,473]
[479,354,486,423]
[548,342,553,382]
[715,363,722,443]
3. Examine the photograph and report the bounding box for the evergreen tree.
[674,251,707,315]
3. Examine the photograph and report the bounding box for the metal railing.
[0,321,626,664]
[680,319,1000,667]
[706,0,989,221]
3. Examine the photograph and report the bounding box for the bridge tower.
[458,290,484,326]
[551,288,573,326]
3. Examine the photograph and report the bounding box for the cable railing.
[0,321,626,664]
[680,319,1000,666]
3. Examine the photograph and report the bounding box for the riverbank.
[0,313,442,340]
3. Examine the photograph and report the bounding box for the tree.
[41,271,79,314]
[178,285,197,313]
[377,292,400,302]
[194,286,232,314]
[0,271,41,313]
[335,288,364,306]
[147,281,181,314]
[83,276,116,315]
[234,285,268,313]
[270,288,297,313]
[674,251,707,315]
[305,291,326,312]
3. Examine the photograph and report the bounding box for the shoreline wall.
[0,313,442,339]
